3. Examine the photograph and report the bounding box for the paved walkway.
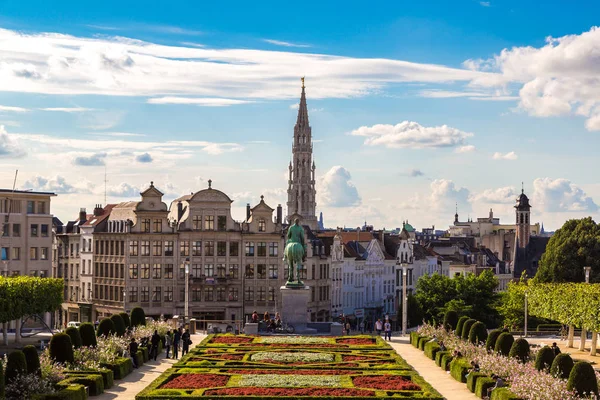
[388,336,479,400]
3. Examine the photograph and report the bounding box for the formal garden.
[135,334,443,399]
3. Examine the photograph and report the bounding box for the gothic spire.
[295,77,310,130]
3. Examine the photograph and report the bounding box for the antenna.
[104,165,108,205]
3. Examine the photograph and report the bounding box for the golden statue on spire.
[301,76,305,88]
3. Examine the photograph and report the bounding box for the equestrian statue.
[284,218,306,288]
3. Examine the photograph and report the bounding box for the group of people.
[251,310,283,332]
[339,318,392,340]
[127,327,192,369]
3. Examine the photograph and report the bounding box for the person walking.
[165,330,172,359]
[173,328,181,359]
[182,328,191,356]
[384,320,392,341]
[345,322,351,335]
[129,338,139,368]
[359,320,364,334]
[151,330,161,361]
[375,319,383,336]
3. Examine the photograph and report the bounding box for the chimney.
[276,204,282,225]
[93,204,103,216]
[79,208,87,222]
[246,203,251,222]
[177,202,183,221]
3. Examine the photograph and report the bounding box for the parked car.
[67,321,81,328]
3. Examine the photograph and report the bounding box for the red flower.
[337,338,376,345]
[204,387,375,397]
[352,375,421,391]
[210,336,254,344]
[228,369,356,375]
[161,373,229,389]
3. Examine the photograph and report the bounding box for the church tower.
[515,185,531,248]
[287,78,318,230]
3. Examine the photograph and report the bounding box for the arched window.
[520,214,524,224]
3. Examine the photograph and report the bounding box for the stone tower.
[515,186,531,248]
[287,78,318,230]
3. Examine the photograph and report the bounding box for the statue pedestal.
[280,285,315,333]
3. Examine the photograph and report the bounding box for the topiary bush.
[534,346,555,371]
[110,314,126,337]
[49,333,74,364]
[456,316,470,336]
[418,337,431,351]
[550,353,574,379]
[461,319,477,340]
[509,338,530,363]
[468,321,488,344]
[443,310,459,331]
[5,350,27,384]
[494,332,514,356]
[466,372,488,393]
[441,354,454,371]
[97,318,116,337]
[567,361,599,397]
[450,358,471,383]
[79,322,97,347]
[436,350,450,367]
[475,377,496,399]
[65,326,82,349]
[22,345,41,376]
[486,329,502,351]
[490,387,523,400]
[130,307,146,327]
[119,312,131,329]
[424,341,441,360]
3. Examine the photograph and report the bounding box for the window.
[40,247,48,260]
[164,287,173,302]
[1,247,8,260]
[192,264,202,278]
[129,264,139,279]
[228,288,238,301]
[12,247,20,260]
[152,287,161,303]
[257,287,266,301]
[204,215,214,230]
[269,242,278,257]
[142,218,150,232]
[152,241,162,256]
[152,263,162,279]
[164,241,174,256]
[130,241,139,256]
[229,242,239,257]
[229,264,239,279]
[205,264,214,276]
[12,224,20,237]
[192,215,201,230]
[153,219,162,233]
[30,247,38,260]
[204,241,214,256]
[216,287,225,301]
[217,241,226,256]
[140,287,149,302]
[245,264,254,278]
[268,287,275,302]
[244,287,254,301]
[245,242,254,256]
[27,201,35,214]
[257,242,267,257]
[268,264,278,279]
[217,216,226,231]
[41,224,49,237]
[180,241,189,256]
[38,201,46,214]
[31,224,38,237]
[217,264,226,277]
[140,264,150,279]
[1,224,7,237]
[204,287,214,301]
[192,288,201,301]
[129,287,138,302]
[164,264,174,279]
[192,241,202,256]
[141,241,150,256]
[257,264,266,279]
[258,218,266,232]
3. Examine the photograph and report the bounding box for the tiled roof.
[81,204,117,227]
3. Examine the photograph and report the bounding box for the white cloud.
[455,145,475,153]
[470,186,518,204]
[532,177,598,212]
[22,175,80,194]
[0,125,26,157]
[88,132,146,137]
[429,179,470,212]
[40,107,93,112]
[73,152,107,166]
[492,151,517,160]
[480,1,491,6]
[350,121,473,149]
[106,182,141,197]
[263,39,311,48]
[317,166,361,207]
[147,97,253,107]
[0,105,28,112]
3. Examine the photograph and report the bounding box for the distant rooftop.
[0,188,57,196]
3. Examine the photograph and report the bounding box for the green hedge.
[6,350,27,384]
[66,368,113,389]
[450,358,470,383]
[443,310,459,331]
[441,354,454,371]
[136,350,144,368]
[60,374,104,396]
[0,276,63,323]
[466,372,488,393]
[475,377,496,398]
[410,332,421,347]
[486,329,502,351]
[131,307,146,327]
[140,346,149,362]
[417,337,431,351]
[536,324,562,332]
[567,361,599,397]
[468,321,488,344]
[435,350,450,367]
[534,346,555,371]
[509,338,530,363]
[97,318,115,337]
[101,357,133,380]
[23,344,41,376]
[456,316,470,336]
[461,319,477,341]
[50,333,74,364]
[79,323,97,347]
[424,341,441,360]
[490,388,524,400]
[32,383,86,400]
[119,312,131,329]
[494,332,514,356]
[110,314,126,337]
[550,353,574,379]
[65,327,82,349]
[0,360,4,399]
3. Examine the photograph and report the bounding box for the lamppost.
[583,266,594,355]
[584,266,592,284]
[524,291,528,338]
[184,261,190,328]
[402,265,407,337]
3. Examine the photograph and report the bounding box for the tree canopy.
[535,217,600,283]
[0,277,63,323]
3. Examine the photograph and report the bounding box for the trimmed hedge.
[61,374,104,396]
[418,337,431,351]
[410,332,421,347]
[443,310,459,331]
[119,312,131,329]
[534,346,555,371]
[467,372,488,393]
[441,354,454,371]
[509,338,530,363]
[65,327,82,349]
[23,345,41,376]
[32,383,87,400]
[97,318,115,337]
[101,357,133,380]
[461,319,477,341]
[50,333,74,364]
[550,353,574,380]
[490,388,524,400]
[435,350,450,367]
[131,307,146,327]
[456,316,470,336]
[468,321,488,344]
[486,329,502,351]
[110,314,126,337]
[450,358,470,383]
[424,341,441,360]
[136,350,144,368]
[536,324,562,332]
[140,346,150,362]
[67,368,113,389]
[567,361,599,397]
[6,350,27,384]
[79,322,97,347]
[494,332,514,356]
[475,377,496,398]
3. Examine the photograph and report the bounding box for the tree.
[535,217,600,283]
[396,294,424,328]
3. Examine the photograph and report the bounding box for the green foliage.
[486,329,502,351]
[567,361,599,397]
[5,350,27,384]
[467,372,487,393]
[550,353,574,379]
[50,333,74,364]
[119,312,131,328]
[494,332,514,356]
[417,337,430,351]
[509,338,530,363]
[410,332,421,347]
[78,322,97,347]
[100,357,133,380]
[475,377,496,399]
[461,319,477,340]
[534,346,555,371]
[535,217,600,283]
[449,358,470,383]
[468,321,488,344]
[66,368,113,389]
[130,307,146,327]
[65,327,82,349]
[443,310,459,331]
[0,276,63,323]
[456,316,469,336]
[441,354,454,371]
[396,294,424,328]
[97,318,115,337]
[23,345,41,376]
[34,382,86,400]
[110,314,126,336]
[536,324,562,332]
[0,360,4,399]
[424,341,441,360]
[435,350,450,367]
[490,388,524,400]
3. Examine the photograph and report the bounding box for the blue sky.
[0,0,599,230]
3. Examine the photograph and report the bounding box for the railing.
[191,319,244,335]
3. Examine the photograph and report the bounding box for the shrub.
[567,361,598,397]
[490,387,523,400]
[509,338,530,363]
[135,350,144,368]
[97,318,116,337]
[456,316,470,336]
[494,332,514,356]
[79,322,97,347]
[466,372,487,393]
[110,314,126,337]
[468,321,488,344]
[450,358,470,383]
[424,341,441,360]
[435,350,450,367]
[22,345,41,376]
[60,374,105,396]
[475,377,496,398]
[443,310,459,331]
[5,350,27,384]
[65,327,82,349]
[441,354,454,371]
[43,382,87,400]
[49,333,74,364]
[486,329,502,351]
[67,368,113,389]
[140,346,149,362]
[536,324,561,332]
[119,312,131,329]
[550,353,574,379]
[417,337,430,351]
[410,332,421,347]
[461,319,477,340]
[534,346,555,371]
[130,307,146,327]
[100,357,133,380]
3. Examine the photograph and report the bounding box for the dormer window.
[258,218,266,232]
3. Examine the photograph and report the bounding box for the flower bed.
[258,336,332,344]
[229,369,357,375]
[353,375,421,391]
[210,336,254,344]
[162,373,229,389]
[203,387,376,397]
[237,374,343,387]
[337,338,376,345]
[250,351,335,363]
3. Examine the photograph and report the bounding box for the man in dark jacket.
[173,328,181,359]
[182,328,191,356]
[150,330,161,361]
[129,338,139,368]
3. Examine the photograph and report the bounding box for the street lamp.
[584,266,592,284]
[184,261,190,328]
[402,265,407,337]
[524,291,528,338]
